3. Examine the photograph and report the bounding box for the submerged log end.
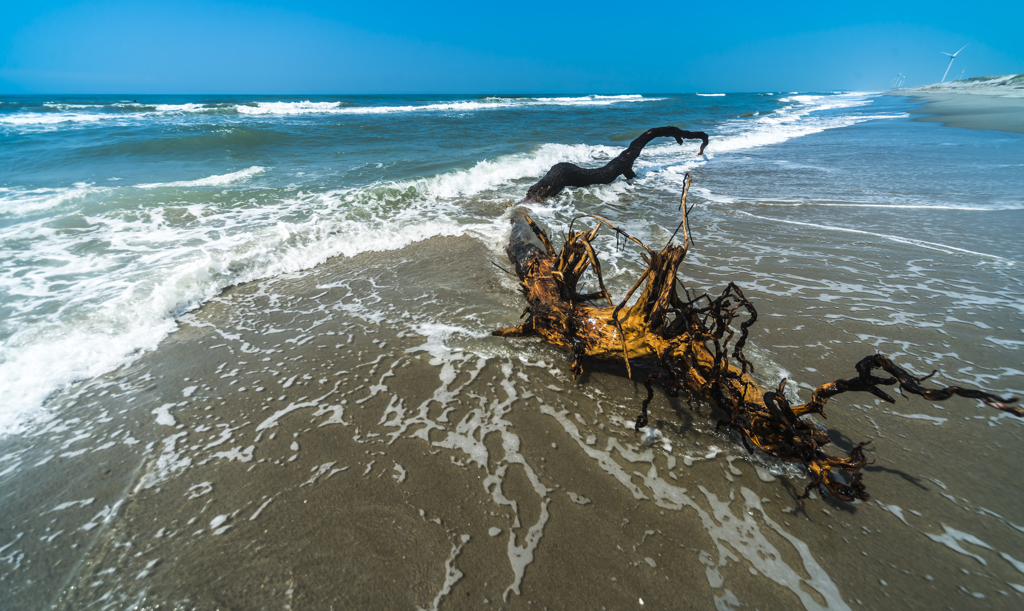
[505,208,548,280]
[492,321,535,338]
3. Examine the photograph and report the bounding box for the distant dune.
[904,73,1024,98]
[898,74,1024,133]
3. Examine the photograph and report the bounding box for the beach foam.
[711,93,901,153]
[0,168,489,434]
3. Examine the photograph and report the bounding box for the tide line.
[745,201,1020,212]
[731,210,1018,265]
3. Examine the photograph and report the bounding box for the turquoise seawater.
[2,92,1022,433]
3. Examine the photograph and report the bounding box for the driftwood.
[493,127,1021,502]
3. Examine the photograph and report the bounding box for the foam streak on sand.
[731,210,1019,265]
[538,401,848,610]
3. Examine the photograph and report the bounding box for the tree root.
[493,127,1020,502]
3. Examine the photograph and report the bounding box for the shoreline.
[0,235,837,609]
[3,230,1023,609]
[897,90,1024,134]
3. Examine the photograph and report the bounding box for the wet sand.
[904,92,1024,134]
[2,229,1024,609]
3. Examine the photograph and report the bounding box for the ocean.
[1,92,1022,609]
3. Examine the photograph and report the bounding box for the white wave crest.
[531,94,651,106]
[42,103,98,110]
[135,166,266,189]
[152,103,209,113]
[235,101,348,115]
[0,113,109,126]
[0,104,213,130]
[0,183,104,217]
[396,142,620,200]
[709,93,900,154]
[4,96,656,130]
[235,95,656,116]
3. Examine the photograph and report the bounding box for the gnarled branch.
[492,130,1018,502]
[525,126,708,201]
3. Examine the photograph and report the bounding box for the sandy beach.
[5,228,1023,609]
[902,75,1024,133]
[0,236,812,609]
[906,93,1024,133]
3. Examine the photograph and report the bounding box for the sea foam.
[711,93,901,153]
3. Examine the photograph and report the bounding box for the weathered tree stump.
[493,127,1020,502]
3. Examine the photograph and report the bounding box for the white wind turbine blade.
[942,56,955,82]
[941,44,968,82]
[941,43,969,81]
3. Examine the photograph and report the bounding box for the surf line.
[731,210,1018,265]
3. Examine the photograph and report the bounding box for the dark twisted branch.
[524,127,708,202]
[793,354,1024,418]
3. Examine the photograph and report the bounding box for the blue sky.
[1,0,1021,93]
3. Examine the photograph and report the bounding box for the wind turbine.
[941,44,968,82]
[897,72,906,88]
